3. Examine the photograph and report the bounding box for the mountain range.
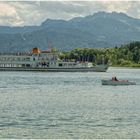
[1,11,140,52]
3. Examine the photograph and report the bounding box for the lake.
[0,67,140,138]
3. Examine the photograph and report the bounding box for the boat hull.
[102,80,136,86]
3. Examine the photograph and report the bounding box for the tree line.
[59,41,140,67]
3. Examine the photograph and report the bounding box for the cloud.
[126,1,140,19]
[0,1,140,26]
[0,2,23,26]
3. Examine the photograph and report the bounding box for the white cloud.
[0,1,140,26]
[0,2,24,26]
[0,3,16,17]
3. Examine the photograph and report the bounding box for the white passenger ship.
[0,48,108,72]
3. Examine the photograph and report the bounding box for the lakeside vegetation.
[60,41,140,67]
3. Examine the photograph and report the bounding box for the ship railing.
[0,53,32,56]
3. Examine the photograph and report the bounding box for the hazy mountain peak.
[92,11,130,19]
[41,18,67,27]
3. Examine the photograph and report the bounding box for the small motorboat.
[102,77,136,86]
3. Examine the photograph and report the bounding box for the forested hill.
[60,41,140,67]
[1,12,140,52]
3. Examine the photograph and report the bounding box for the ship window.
[59,63,62,67]
[26,64,30,67]
[21,58,24,61]
[26,58,30,61]
[17,58,20,61]
[22,64,26,67]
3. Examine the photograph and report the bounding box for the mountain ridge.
[0,11,140,52]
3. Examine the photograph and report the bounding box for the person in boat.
[112,77,118,81]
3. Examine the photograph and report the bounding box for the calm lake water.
[0,67,140,138]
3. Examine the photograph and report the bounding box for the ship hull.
[0,66,108,72]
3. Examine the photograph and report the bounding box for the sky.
[0,1,140,26]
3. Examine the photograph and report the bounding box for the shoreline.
[110,66,140,69]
